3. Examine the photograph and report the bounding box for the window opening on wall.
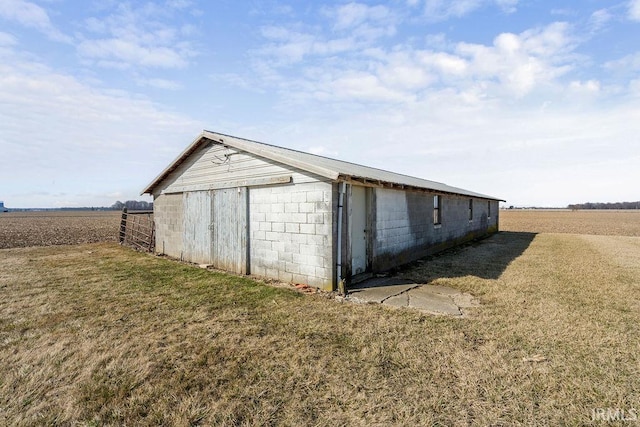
[433,195,442,225]
[469,199,473,221]
[488,200,491,218]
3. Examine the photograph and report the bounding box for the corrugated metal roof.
[142,130,504,201]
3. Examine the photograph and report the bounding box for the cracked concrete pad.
[348,277,479,316]
[407,287,462,316]
[450,292,480,309]
[348,283,417,303]
[383,292,410,308]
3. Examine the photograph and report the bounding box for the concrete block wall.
[373,188,498,271]
[375,189,432,258]
[249,181,334,290]
[153,193,184,259]
[439,196,498,241]
[439,196,476,241]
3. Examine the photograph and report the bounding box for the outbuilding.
[142,130,503,291]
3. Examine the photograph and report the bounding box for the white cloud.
[136,77,182,90]
[629,0,640,21]
[630,79,640,95]
[421,0,518,21]
[0,47,201,207]
[251,19,579,109]
[0,0,70,42]
[423,0,481,20]
[419,51,468,75]
[328,72,413,102]
[589,9,612,32]
[78,38,189,69]
[257,3,398,66]
[376,57,434,90]
[568,79,600,93]
[495,0,518,13]
[166,0,192,10]
[331,2,394,31]
[0,30,17,46]
[519,22,574,56]
[258,27,371,65]
[76,3,196,69]
[604,53,640,72]
[550,8,577,17]
[259,28,317,64]
[454,22,575,96]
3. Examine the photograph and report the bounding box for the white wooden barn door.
[211,187,248,274]
[183,191,213,264]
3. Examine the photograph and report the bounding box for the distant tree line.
[111,200,153,211]
[568,201,640,210]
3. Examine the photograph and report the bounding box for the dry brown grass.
[0,211,120,249]
[500,209,640,236]
[2,226,640,425]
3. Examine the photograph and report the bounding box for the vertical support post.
[336,181,346,295]
[147,213,155,253]
[119,207,128,244]
[133,215,139,244]
[244,187,250,275]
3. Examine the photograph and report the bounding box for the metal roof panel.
[142,130,504,201]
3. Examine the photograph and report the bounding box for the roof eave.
[141,132,210,195]
[202,131,340,181]
[141,131,341,195]
[142,130,505,203]
[337,174,504,201]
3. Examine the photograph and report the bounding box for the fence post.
[147,213,155,252]
[119,208,128,243]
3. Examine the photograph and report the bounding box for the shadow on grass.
[352,231,537,289]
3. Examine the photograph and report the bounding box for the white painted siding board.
[162,143,328,194]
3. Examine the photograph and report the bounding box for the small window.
[433,195,442,225]
[487,200,491,218]
[468,199,473,221]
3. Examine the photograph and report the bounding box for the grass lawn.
[1,232,639,425]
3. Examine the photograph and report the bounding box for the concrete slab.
[346,277,478,316]
[384,292,410,308]
[450,292,480,309]
[407,287,461,316]
[348,283,417,303]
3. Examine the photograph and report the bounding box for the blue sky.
[1,0,639,208]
